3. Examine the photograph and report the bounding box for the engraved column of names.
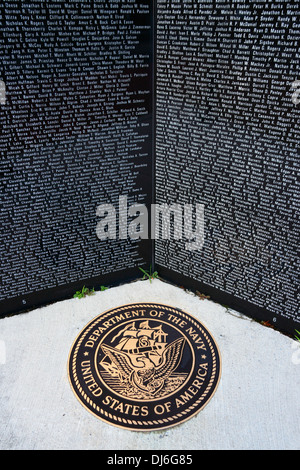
[156,0,299,326]
[0,1,153,302]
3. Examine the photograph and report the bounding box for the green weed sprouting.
[73,286,95,299]
[139,265,159,283]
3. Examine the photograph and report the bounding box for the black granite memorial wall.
[0,1,299,337]
[155,0,299,336]
[0,0,154,315]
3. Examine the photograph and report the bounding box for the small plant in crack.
[73,286,95,299]
[139,265,159,283]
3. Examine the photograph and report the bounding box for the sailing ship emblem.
[99,320,187,399]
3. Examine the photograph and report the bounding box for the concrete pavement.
[0,279,299,450]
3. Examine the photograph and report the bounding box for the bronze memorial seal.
[68,303,221,431]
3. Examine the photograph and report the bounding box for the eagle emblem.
[99,321,187,399]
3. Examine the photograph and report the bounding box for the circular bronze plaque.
[68,303,221,431]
